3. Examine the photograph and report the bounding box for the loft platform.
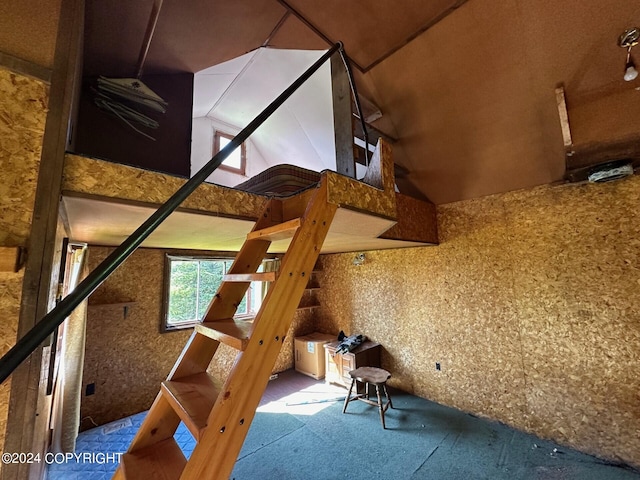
[61,140,438,253]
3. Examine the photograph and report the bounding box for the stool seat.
[349,366,391,385]
[342,367,393,428]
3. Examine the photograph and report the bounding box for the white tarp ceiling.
[192,48,335,172]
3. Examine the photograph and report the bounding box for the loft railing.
[0,41,371,384]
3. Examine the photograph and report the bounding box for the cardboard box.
[294,332,335,379]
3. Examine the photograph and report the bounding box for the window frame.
[213,131,246,175]
[161,254,271,333]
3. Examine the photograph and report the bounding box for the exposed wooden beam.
[362,0,470,72]
[555,85,574,154]
[564,136,640,182]
[0,51,52,83]
[262,11,290,47]
[566,137,640,171]
[3,0,84,478]
[276,0,356,67]
[354,115,397,145]
[277,0,470,73]
[331,53,356,178]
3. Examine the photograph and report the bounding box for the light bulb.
[625,59,639,81]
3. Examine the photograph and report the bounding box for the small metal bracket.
[619,28,640,48]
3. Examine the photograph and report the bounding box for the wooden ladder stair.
[113,180,337,480]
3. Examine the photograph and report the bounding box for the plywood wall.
[0,68,49,466]
[315,175,640,468]
[82,247,315,428]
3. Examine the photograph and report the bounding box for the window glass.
[214,132,246,175]
[218,136,243,170]
[164,256,271,331]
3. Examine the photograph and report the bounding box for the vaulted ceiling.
[83,0,640,204]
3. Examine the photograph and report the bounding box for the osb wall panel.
[81,247,188,429]
[315,175,640,468]
[501,179,640,467]
[381,193,438,244]
[63,154,267,219]
[0,69,48,245]
[82,247,309,428]
[0,68,48,465]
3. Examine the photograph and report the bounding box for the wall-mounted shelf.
[299,264,322,310]
[88,302,137,309]
[0,246,23,272]
[88,301,136,318]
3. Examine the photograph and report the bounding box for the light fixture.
[619,27,640,81]
[352,253,366,266]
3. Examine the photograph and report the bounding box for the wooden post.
[331,53,355,178]
[3,0,84,478]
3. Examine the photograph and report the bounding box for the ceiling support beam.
[262,11,290,48]
[331,53,355,178]
[0,51,52,83]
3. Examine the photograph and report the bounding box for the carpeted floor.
[47,369,640,479]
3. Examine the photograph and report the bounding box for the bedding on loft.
[234,164,320,196]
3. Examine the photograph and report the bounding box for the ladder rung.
[223,272,277,282]
[195,318,253,350]
[161,372,222,441]
[121,437,186,480]
[247,218,301,241]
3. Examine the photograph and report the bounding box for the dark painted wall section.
[73,73,193,177]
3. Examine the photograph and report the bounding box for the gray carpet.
[232,371,640,480]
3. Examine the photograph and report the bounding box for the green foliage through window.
[164,256,266,330]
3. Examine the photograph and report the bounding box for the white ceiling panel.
[192,50,257,118]
[62,195,430,254]
[192,48,335,171]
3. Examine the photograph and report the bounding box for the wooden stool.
[342,366,393,429]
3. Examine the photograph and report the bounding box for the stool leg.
[375,384,386,429]
[383,383,393,409]
[343,378,356,413]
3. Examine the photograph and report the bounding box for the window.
[214,131,246,175]
[162,255,274,331]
